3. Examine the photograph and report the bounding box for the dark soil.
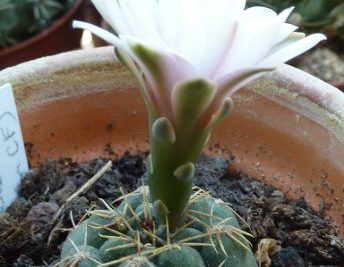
[0,151,343,267]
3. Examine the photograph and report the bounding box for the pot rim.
[0,46,343,145]
[0,0,83,57]
[250,64,344,144]
[1,47,344,236]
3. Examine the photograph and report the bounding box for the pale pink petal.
[243,6,278,27]
[80,0,325,122]
[200,67,271,128]
[158,0,189,47]
[91,0,132,34]
[215,7,282,78]
[217,68,272,98]
[270,32,305,55]
[72,21,127,51]
[231,7,296,70]
[123,0,160,39]
[274,23,298,44]
[198,21,238,78]
[175,2,206,67]
[195,0,244,77]
[278,7,294,22]
[260,33,327,67]
[117,0,157,40]
[123,37,198,117]
[124,36,198,88]
[117,0,138,34]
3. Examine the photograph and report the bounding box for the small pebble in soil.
[26,202,59,228]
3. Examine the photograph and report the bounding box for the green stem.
[147,114,210,227]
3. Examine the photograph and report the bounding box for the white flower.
[74,0,325,127]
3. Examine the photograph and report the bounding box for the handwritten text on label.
[0,84,29,213]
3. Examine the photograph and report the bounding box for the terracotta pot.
[0,0,84,70]
[0,47,343,237]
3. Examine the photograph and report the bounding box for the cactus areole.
[64,0,325,266]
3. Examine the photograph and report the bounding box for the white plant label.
[0,83,29,213]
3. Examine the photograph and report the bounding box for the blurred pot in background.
[0,0,85,69]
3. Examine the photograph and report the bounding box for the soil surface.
[0,152,343,267]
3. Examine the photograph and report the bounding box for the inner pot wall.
[0,47,343,236]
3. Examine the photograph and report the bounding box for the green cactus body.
[61,245,103,267]
[99,240,137,263]
[60,189,257,267]
[118,257,156,267]
[61,210,119,256]
[157,246,206,267]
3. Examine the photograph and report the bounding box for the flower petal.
[117,0,161,41]
[125,36,198,87]
[215,6,281,78]
[270,32,305,55]
[278,6,294,22]
[158,0,188,47]
[200,67,272,129]
[195,0,244,77]
[217,68,273,97]
[72,20,126,50]
[78,0,325,124]
[260,33,327,67]
[274,23,298,44]
[126,37,198,117]
[91,0,131,34]
[124,0,159,38]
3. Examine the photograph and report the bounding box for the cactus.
[62,1,326,266]
[246,0,344,39]
[60,187,258,267]
[0,0,76,49]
